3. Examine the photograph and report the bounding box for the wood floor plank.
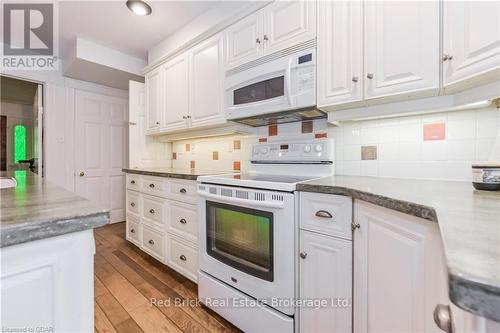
[94,301,117,333]
[129,303,184,333]
[97,244,144,285]
[95,276,108,298]
[95,292,133,328]
[114,318,144,333]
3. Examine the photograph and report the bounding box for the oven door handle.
[285,59,293,106]
[197,191,285,209]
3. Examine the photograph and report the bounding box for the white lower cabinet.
[125,173,198,282]
[299,230,352,333]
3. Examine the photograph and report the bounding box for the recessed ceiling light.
[126,0,152,16]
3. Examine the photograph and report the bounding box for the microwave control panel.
[251,139,333,162]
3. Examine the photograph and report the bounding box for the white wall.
[2,69,128,192]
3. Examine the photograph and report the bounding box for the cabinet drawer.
[126,174,141,191]
[141,176,167,197]
[300,192,352,240]
[166,235,198,282]
[126,215,141,245]
[142,194,166,228]
[167,179,197,204]
[168,201,198,242]
[126,190,140,215]
[142,226,165,261]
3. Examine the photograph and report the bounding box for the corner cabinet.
[225,0,316,69]
[161,52,189,132]
[443,1,500,91]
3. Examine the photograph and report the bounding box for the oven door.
[198,185,296,315]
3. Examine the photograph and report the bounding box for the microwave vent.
[209,187,217,195]
[272,194,284,202]
[255,192,266,201]
[235,190,249,199]
[221,188,233,197]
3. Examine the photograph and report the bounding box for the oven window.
[233,76,284,105]
[206,201,274,281]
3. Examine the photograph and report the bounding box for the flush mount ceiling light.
[126,0,152,16]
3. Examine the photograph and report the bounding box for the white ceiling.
[59,1,220,60]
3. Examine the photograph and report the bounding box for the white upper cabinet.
[364,1,440,99]
[317,0,362,107]
[443,1,500,89]
[225,13,263,69]
[225,0,316,69]
[145,67,161,134]
[263,1,316,54]
[189,34,226,128]
[161,53,189,132]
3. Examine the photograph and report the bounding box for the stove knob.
[304,145,311,153]
[261,147,269,154]
[315,144,323,153]
[253,148,259,155]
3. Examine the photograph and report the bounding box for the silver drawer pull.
[130,228,135,233]
[179,255,187,261]
[315,210,333,218]
[179,218,187,224]
[149,183,155,188]
[179,188,187,194]
[433,304,453,333]
[130,202,135,207]
[149,208,155,214]
[148,239,154,245]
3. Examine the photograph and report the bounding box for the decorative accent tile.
[233,140,241,150]
[233,161,241,171]
[212,151,219,160]
[259,138,268,143]
[172,152,177,160]
[302,121,313,134]
[361,146,378,160]
[190,160,195,169]
[185,143,191,152]
[423,123,445,141]
[269,124,278,136]
[315,132,328,139]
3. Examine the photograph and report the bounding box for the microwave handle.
[197,190,285,209]
[286,59,293,105]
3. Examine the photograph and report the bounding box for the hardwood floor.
[93,222,242,333]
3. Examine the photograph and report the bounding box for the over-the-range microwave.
[225,43,324,127]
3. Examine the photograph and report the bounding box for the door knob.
[300,252,307,259]
[79,171,85,177]
[434,304,454,333]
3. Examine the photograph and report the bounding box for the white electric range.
[197,138,334,333]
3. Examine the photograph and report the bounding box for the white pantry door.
[75,90,128,223]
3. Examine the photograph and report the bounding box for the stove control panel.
[251,139,334,162]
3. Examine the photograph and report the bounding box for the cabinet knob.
[148,239,155,245]
[352,76,359,82]
[182,115,187,120]
[433,304,454,333]
[299,252,307,259]
[149,183,155,188]
[187,115,191,119]
[78,171,85,177]
[155,121,160,125]
[442,54,453,62]
[315,210,333,218]
[130,180,136,184]
[255,37,261,44]
[179,188,187,194]
[130,228,135,234]
[351,223,361,231]
[263,34,268,41]
[130,202,135,207]
[179,254,187,261]
[149,208,155,214]
[179,218,187,224]
[367,73,374,79]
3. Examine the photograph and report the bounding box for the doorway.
[0,75,43,175]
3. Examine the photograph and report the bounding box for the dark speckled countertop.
[297,175,500,323]
[0,171,109,247]
[122,167,228,180]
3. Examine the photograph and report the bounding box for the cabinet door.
[161,53,189,132]
[145,68,161,133]
[299,230,352,333]
[189,34,226,128]
[364,1,439,99]
[443,1,500,88]
[263,0,316,54]
[353,200,449,333]
[317,0,362,108]
[225,11,263,69]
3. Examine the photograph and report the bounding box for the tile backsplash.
[330,106,500,181]
[169,106,500,181]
